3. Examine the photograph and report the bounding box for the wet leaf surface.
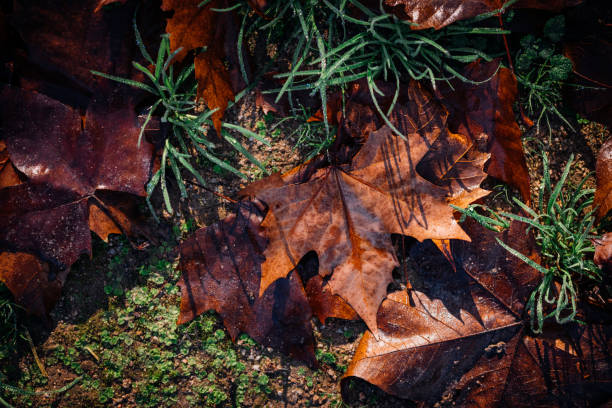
[383,0,584,29]
[178,200,316,365]
[342,220,612,407]
[0,86,154,315]
[436,60,530,202]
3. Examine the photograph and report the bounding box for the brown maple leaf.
[342,219,612,407]
[436,60,530,203]
[595,138,612,221]
[178,200,316,365]
[161,0,245,135]
[250,81,490,336]
[0,86,154,315]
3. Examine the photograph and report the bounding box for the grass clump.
[454,153,601,333]
[239,0,511,136]
[514,15,574,134]
[93,15,270,219]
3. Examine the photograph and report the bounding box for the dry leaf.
[595,138,612,221]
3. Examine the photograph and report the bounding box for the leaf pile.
[1,0,611,406]
[178,77,494,338]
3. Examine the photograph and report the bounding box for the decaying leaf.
[0,252,56,318]
[594,232,612,273]
[0,86,154,315]
[0,140,20,189]
[564,39,612,129]
[9,0,162,107]
[161,0,244,135]
[250,81,490,336]
[595,138,612,221]
[342,220,612,406]
[436,60,530,203]
[178,200,316,365]
[382,0,583,30]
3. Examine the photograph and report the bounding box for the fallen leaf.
[161,0,244,135]
[342,220,612,407]
[9,0,162,105]
[595,138,612,221]
[251,81,490,335]
[0,86,154,315]
[382,0,583,30]
[178,200,316,365]
[382,0,503,30]
[564,38,612,129]
[436,60,530,203]
[0,252,56,318]
[594,232,612,272]
[0,140,21,188]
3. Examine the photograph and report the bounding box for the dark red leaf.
[0,86,154,315]
[436,60,530,203]
[178,201,316,365]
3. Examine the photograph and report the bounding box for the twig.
[0,376,83,396]
[572,70,612,89]
[84,346,100,363]
[23,329,47,378]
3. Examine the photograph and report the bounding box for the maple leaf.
[161,0,245,135]
[298,254,359,324]
[595,138,612,221]
[342,219,612,407]
[250,81,490,336]
[0,86,154,315]
[8,0,163,104]
[436,60,530,203]
[178,201,316,365]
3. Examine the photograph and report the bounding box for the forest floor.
[0,79,608,407]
